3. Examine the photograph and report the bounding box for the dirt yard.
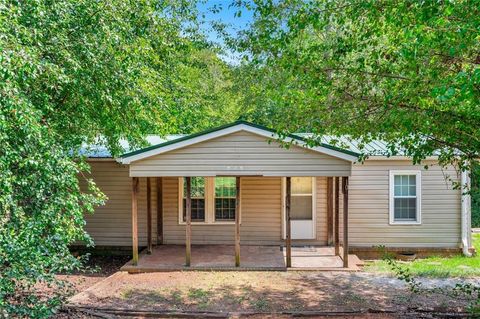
[54,256,130,318]
[57,256,130,295]
[64,269,479,318]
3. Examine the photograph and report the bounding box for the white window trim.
[178,177,241,225]
[213,178,240,224]
[281,177,317,239]
[389,170,422,225]
[178,177,210,224]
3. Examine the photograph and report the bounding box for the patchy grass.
[187,288,212,309]
[365,233,480,278]
[70,270,476,314]
[251,297,270,311]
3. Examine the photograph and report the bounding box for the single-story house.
[80,121,474,271]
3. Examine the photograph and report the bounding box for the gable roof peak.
[118,121,359,164]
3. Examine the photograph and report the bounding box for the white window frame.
[213,177,239,224]
[178,177,241,225]
[389,170,422,225]
[178,177,210,224]
[281,177,317,239]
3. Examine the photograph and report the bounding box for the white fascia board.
[239,125,358,162]
[118,125,244,164]
[365,155,439,161]
[87,157,116,162]
[118,123,357,164]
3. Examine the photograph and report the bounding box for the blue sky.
[196,1,254,64]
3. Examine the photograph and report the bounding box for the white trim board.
[389,170,422,225]
[177,177,242,225]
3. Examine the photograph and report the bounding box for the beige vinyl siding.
[129,131,351,177]
[81,163,329,247]
[315,177,328,245]
[163,176,329,245]
[348,160,461,248]
[163,177,283,245]
[80,161,157,246]
[81,159,461,250]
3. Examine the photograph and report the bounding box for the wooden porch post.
[334,177,340,256]
[147,177,152,254]
[185,177,191,267]
[131,177,139,265]
[286,177,292,268]
[156,177,163,244]
[235,177,241,267]
[342,177,349,268]
[327,177,334,246]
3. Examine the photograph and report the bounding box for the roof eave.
[118,121,360,164]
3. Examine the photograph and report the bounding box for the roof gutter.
[461,169,473,257]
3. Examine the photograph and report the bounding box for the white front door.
[283,177,316,240]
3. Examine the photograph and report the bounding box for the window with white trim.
[182,177,205,222]
[389,171,421,224]
[179,177,239,224]
[214,177,237,221]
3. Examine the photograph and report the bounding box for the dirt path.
[67,270,477,317]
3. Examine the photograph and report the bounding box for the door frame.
[281,177,317,240]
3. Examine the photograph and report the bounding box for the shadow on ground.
[68,271,470,315]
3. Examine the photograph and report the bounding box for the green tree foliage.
[233,0,480,169]
[164,48,242,133]
[0,0,234,316]
[0,103,105,317]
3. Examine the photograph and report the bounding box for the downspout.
[461,169,473,256]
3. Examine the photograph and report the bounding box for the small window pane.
[291,177,312,194]
[394,175,401,186]
[409,175,416,185]
[291,195,313,220]
[409,185,416,196]
[394,185,402,196]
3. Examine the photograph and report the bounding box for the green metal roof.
[119,120,360,159]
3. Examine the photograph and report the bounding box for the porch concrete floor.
[121,245,363,272]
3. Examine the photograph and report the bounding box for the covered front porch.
[123,174,355,272]
[119,121,360,272]
[121,245,364,272]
